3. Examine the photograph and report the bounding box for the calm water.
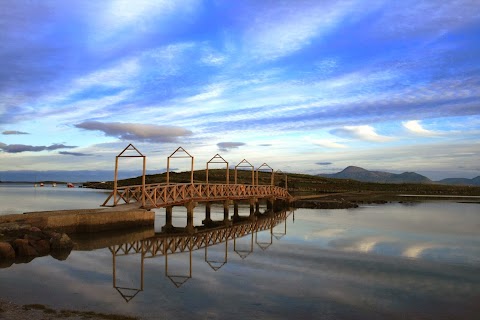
[0,183,110,215]
[0,186,479,319]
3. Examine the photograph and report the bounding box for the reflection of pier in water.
[109,209,294,302]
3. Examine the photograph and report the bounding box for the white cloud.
[330,125,393,142]
[92,0,198,42]
[373,0,480,39]
[184,84,225,103]
[403,120,440,136]
[75,58,140,88]
[243,1,355,61]
[307,138,347,149]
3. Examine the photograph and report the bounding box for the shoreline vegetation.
[82,169,480,208]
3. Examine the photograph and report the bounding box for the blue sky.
[1,0,479,181]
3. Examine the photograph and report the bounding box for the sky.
[1,0,480,181]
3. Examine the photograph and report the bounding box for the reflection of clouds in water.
[305,228,346,239]
[327,236,480,265]
[227,245,480,319]
[403,243,441,258]
[329,236,394,253]
[292,204,480,265]
[295,203,480,236]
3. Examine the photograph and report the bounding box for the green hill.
[84,169,480,199]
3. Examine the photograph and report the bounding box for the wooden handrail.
[103,183,292,208]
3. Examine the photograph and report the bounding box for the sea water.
[0,188,479,319]
[0,183,110,215]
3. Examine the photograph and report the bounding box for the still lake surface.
[0,184,479,319]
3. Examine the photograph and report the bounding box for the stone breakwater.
[0,207,155,233]
[0,226,74,268]
[0,206,155,267]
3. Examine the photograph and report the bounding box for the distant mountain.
[318,166,432,184]
[437,176,480,186]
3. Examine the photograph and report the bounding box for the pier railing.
[102,183,292,208]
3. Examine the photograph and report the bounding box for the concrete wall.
[0,208,155,234]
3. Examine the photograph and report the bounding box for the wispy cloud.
[75,121,193,143]
[0,143,76,153]
[330,125,393,142]
[308,138,347,149]
[59,151,93,156]
[217,142,246,152]
[242,1,355,61]
[2,130,29,135]
[316,162,333,166]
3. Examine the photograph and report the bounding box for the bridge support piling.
[233,202,239,219]
[267,198,273,211]
[202,202,213,226]
[223,200,232,226]
[185,201,197,234]
[249,198,258,220]
[162,206,174,232]
[255,200,261,215]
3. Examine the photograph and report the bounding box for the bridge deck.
[103,183,292,208]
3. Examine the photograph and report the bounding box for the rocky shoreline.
[0,225,74,268]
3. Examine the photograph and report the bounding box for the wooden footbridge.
[102,144,292,209]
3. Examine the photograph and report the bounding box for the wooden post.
[166,157,170,185]
[142,156,146,207]
[114,156,119,206]
[191,156,194,184]
[223,200,229,221]
[185,201,196,234]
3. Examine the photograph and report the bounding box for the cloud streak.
[59,151,93,156]
[217,142,246,152]
[330,125,393,142]
[0,143,76,153]
[75,121,193,143]
[2,130,29,135]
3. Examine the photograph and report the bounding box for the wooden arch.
[274,169,288,190]
[113,144,146,207]
[206,154,229,185]
[166,147,194,185]
[234,159,254,185]
[256,163,274,186]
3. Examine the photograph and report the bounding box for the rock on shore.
[0,226,74,267]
